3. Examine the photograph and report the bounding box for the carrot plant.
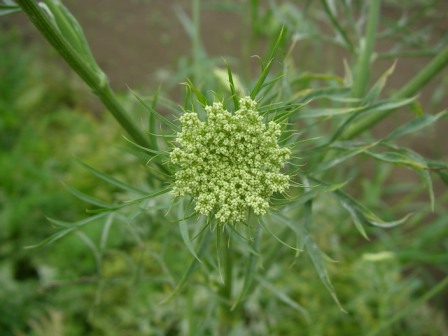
[2,0,448,334]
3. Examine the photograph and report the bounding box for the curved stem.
[15,0,150,149]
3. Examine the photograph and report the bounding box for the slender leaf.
[291,86,351,104]
[339,197,369,239]
[232,220,262,309]
[178,200,201,262]
[76,159,147,195]
[148,87,161,151]
[328,96,416,143]
[250,26,286,99]
[315,142,378,172]
[26,213,108,248]
[256,276,310,318]
[0,3,20,15]
[332,187,412,228]
[365,151,428,170]
[64,183,115,209]
[131,89,179,131]
[362,61,396,105]
[185,79,210,107]
[46,213,109,229]
[274,212,345,311]
[162,228,213,302]
[383,110,448,142]
[225,61,239,110]
[299,97,415,119]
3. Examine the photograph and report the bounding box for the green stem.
[351,0,381,99]
[219,228,233,335]
[343,46,448,139]
[15,0,150,149]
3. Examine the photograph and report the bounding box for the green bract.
[170,97,290,223]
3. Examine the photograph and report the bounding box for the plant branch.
[15,0,151,149]
[351,0,381,99]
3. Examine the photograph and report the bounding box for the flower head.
[171,97,290,223]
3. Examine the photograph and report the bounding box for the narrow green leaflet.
[0,1,20,16]
[366,145,436,210]
[226,225,260,257]
[338,197,369,239]
[225,61,239,110]
[362,61,396,105]
[260,217,301,252]
[43,0,99,71]
[332,187,412,228]
[232,221,262,309]
[298,105,364,118]
[321,0,354,53]
[148,88,161,151]
[299,96,415,119]
[315,142,378,172]
[274,212,345,311]
[417,169,435,212]
[382,110,447,142]
[330,96,416,143]
[26,213,109,248]
[272,104,308,123]
[274,180,349,208]
[162,228,213,302]
[365,151,427,170]
[76,159,148,195]
[63,183,115,209]
[185,79,210,107]
[131,90,179,131]
[428,160,448,185]
[250,26,286,99]
[290,86,351,104]
[256,276,310,318]
[46,213,109,229]
[178,199,201,262]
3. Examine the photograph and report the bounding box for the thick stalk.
[351,0,381,99]
[343,46,448,139]
[15,0,150,149]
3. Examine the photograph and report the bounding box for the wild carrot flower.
[170,96,290,223]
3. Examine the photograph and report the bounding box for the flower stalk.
[15,0,151,149]
[219,228,234,335]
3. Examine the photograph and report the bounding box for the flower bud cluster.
[171,96,290,223]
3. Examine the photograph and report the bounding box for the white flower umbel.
[171,97,290,223]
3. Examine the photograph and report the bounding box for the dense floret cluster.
[170,97,290,223]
